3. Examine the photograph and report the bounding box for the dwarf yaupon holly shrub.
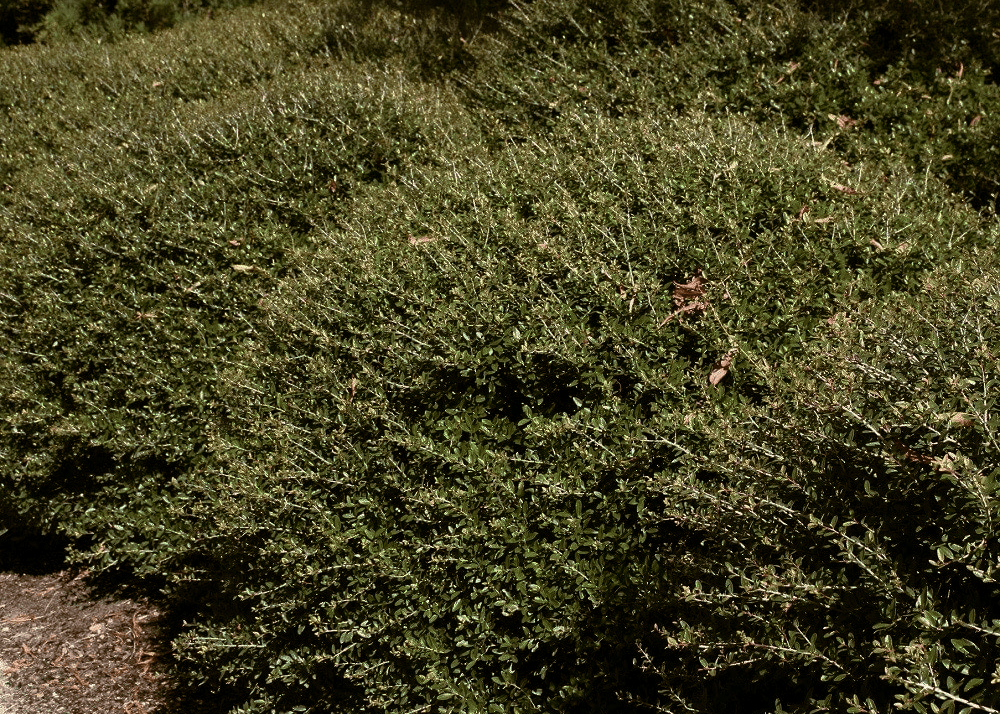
[166,107,996,712]
[461,0,1000,209]
[0,3,451,583]
[2,1,999,712]
[641,249,1000,713]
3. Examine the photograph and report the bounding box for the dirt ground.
[0,568,220,714]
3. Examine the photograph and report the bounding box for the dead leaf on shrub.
[948,412,975,428]
[709,352,734,386]
[829,114,859,129]
[831,183,862,195]
[891,439,935,466]
[673,273,705,302]
[660,272,708,327]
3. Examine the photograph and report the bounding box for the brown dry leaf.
[709,352,734,386]
[672,273,705,303]
[829,113,859,129]
[660,272,708,327]
[891,440,935,465]
[948,412,975,428]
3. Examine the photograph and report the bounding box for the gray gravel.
[0,658,16,714]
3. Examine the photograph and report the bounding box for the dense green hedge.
[646,247,1000,712]
[180,112,997,712]
[1,0,998,712]
[461,0,1000,208]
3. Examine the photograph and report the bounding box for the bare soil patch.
[0,569,218,714]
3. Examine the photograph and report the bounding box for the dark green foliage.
[174,106,994,712]
[1,0,999,712]
[643,252,1000,712]
[0,0,439,581]
[461,0,1000,207]
[799,0,1000,81]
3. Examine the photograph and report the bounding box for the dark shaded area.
[0,0,52,45]
[0,530,69,575]
[0,0,263,44]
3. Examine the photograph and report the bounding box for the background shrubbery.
[0,0,261,45]
[1,0,998,712]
